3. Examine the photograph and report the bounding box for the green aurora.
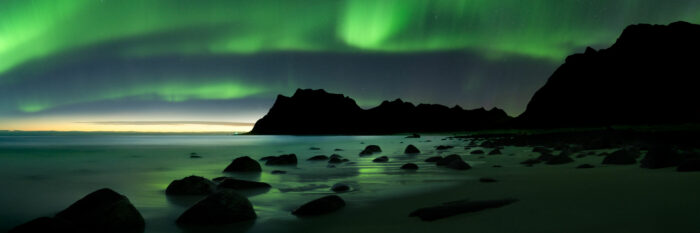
[1,0,699,131]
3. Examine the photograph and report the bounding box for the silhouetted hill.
[517,21,700,128]
[250,89,511,135]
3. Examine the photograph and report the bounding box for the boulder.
[328,157,343,164]
[329,154,343,159]
[331,183,350,192]
[436,145,454,150]
[372,156,389,163]
[479,178,497,183]
[405,145,420,154]
[307,155,329,161]
[677,159,700,172]
[400,163,419,170]
[217,178,271,190]
[425,156,443,162]
[536,152,556,162]
[520,159,541,166]
[470,150,485,155]
[265,154,298,165]
[545,154,574,165]
[436,154,462,166]
[602,149,638,165]
[640,146,683,169]
[488,149,502,155]
[176,190,256,225]
[166,176,216,195]
[224,156,262,172]
[409,198,518,221]
[359,145,382,155]
[446,160,472,170]
[53,188,144,233]
[292,195,346,216]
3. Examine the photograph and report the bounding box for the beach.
[1,134,699,232]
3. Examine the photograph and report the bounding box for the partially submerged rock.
[446,160,472,170]
[545,154,574,165]
[436,154,462,166]
[331,183,350,192]
[470,150,485,155]
[359,145,382,155]
[216,178,271,190]
[602,149,638,165]
[479,177,497,183]
[292,195,346,216]
[10,188,146,233]
[405,144,420,154]
[265,154,298,165]
[307,155,329,161]
[409,198,518,221]
[224,156,262,172]
[372,156,389,163]
[436,145,454,150]
[177,190,256,225]
[401,163,419,170]
[166,176,216,195]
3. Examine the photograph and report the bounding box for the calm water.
[0,135,480,232]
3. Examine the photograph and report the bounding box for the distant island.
[250,21,700,135]
[250,89,511,135]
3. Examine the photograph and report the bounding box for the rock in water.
[292,195,346,216]
[436,145,454,150]
[401,163,419,170]
[488,149,502,155]
[328,157,343,164]
[373,156,389,163]
[470,150,484,155]
[166,176,216,195]
[307,155,329,161]
[545,154,574,165]
[331,183,350,192]
[217,178,271,190]
[436,154,462,166]
[55,188,145,233]
[447,160,472,170]
[359,145,382,155]
[265,154,298,165]
[409,198,518,221]
[602,149,638,165]
[425,156,443,162]
[405,144,420,154]
[640,146,682,169]
[177,190,256,225]
[224,156,262,172]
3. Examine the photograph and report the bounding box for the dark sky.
[1,0,699,132]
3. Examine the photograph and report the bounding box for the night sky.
[1,0,699,132]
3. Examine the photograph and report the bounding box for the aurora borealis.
[1,0,700,132]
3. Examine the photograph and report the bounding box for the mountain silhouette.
[250,89,511,135]
[517,21,700,128]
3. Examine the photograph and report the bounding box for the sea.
[0,134,480,232]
